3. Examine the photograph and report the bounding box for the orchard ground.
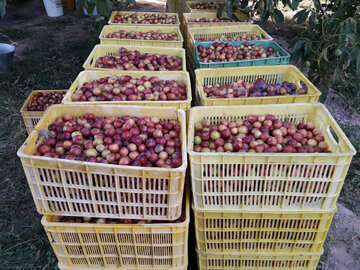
[0,0,359,269]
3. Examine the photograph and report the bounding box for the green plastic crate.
[194,40,290,69]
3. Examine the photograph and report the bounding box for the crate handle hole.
[327,126,339,147]
[297,80,308,90]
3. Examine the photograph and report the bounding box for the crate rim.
[41,183,190,227]
[99,24,184,43]
[82,44,186,72]
[108,11,181,26]
[196,248,324,256]
[192,203,338,214]
[188,24,273,41]
[187,103,356,157]
[58,264,188,270]
[18,104,188,173]
[20,90,67,114]
[186,0,225,12]
[62,70,192,105]
[194,65,322,101]
[183,12,253,24]
[194,40,290,64]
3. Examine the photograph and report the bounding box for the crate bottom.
[59,263,187,270]
[196,250,322,270]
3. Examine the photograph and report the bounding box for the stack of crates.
[181,0,262,102]
[19,10,192,270]
[188,103,356,269]
[182,13,253,82]
[186,4,356,267]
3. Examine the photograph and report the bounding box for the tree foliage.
[0,0,6,18]
[220,0,360,101]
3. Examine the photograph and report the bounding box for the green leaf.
[225,1,232,19]
[314,0,322,11]
[233,0,240,7]
[344,19,350,33]
[357,55,360,74]
[231,13,240,22]
[293,9,309,24]
[348,48,357,65]
[76,0,84,7]
[318,47,329,66]
[273,9,284,24]
[304,41,311,56]
[281,0,291,7]
[291,0,301,10]
[291,39,304,53]
[217,3,225,19]
[97,0,113,17]
[309,12,315,27]
[124,0,136,9]
[266,0,272,11]
[0,0,6,18]
[346,33,357,41]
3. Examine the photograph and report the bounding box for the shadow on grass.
[0,17,95,270]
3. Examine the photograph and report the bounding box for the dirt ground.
[0,0,359,269]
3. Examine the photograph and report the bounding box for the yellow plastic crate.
[183,12,252,29]
[189,24,273,42]
[18,105,187,220]
[182,12,252,51]
[58,265,186,270]
[183,12,252,36]
[20,90,67,134]
[196,250,322,270]
[99,25,184,48]
[43,186,190,270]
[82,44,186,72]
[188,103,356,211]
[108,11,180,26]
[187,25,273,70]
[193,206,335,254]
[186,1,226,13]
[62,71,192,117]
[195,65,321,106]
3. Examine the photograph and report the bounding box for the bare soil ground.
[0,1,359,269]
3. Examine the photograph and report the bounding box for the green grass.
[0,16,95,270]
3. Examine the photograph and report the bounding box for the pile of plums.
[197,42,280,63]
[203,78,308,98]
[34,113,183,168]
[112,12,178,24]
[189,1,222,9]
[196,33,263,42]
[94,47,183,71]
[192,17,233,23]
[55,210,186,224]
[106,29,179,41]
[71,75,187,102]
[193,114,330,153]
[27,91,66,111]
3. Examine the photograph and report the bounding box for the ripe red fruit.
[109,143,120,153]
[38,144,51,155]
[248,115,258,123]
[263,120,273,128]
[26,91,66,112]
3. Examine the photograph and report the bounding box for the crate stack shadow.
[182,1,356,269]
[19,10,191,270]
